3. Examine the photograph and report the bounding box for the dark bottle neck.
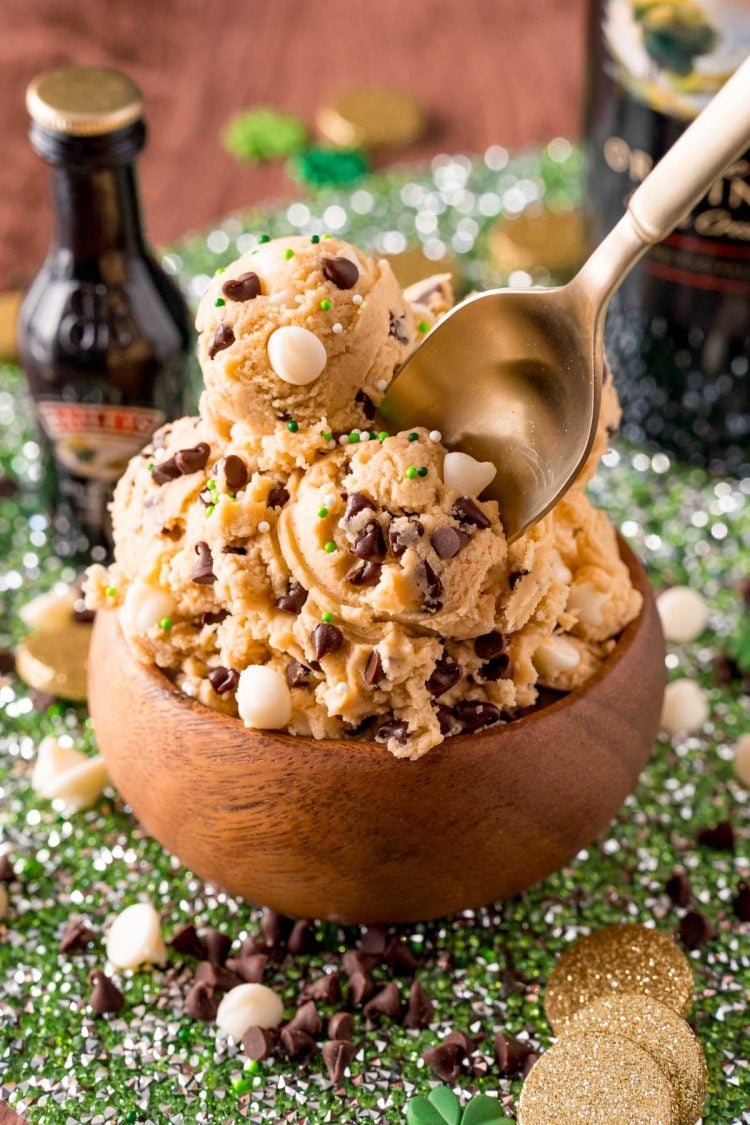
[51,161,147,259]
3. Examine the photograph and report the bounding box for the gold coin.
[316,84,425,150]
[15,624,92,702]
[566,994,707,1125]
[383,247,458,290]
[489,206,585,277]
[544,924,694,1034]
[519,1033,679,1125]
[0,291,22,363]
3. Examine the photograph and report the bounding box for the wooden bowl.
[88,539,664,924]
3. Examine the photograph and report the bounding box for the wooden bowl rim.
[103,535,653,759]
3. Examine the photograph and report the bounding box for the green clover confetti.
[222,107,307,164]
[288,144,370,187]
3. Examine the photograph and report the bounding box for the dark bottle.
[18,66,191,558]
[585,0,750,474]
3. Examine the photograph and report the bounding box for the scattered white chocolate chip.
[106,901,167,970]
[533,635,581,678]
[237,665,292,730]
[332,323,343,334]
[122,582,176,635]
[731,733,750,788]
[656,586,709,644]
[216,983,283,1041]
[660,678,709,735]
[267,326,327,386]
[31,736,108,815]
[20,584,77,632]
[0,885,8,920]
[443,451,497,497]
[567,581,609,629]
[429,430,442,443]
[257,520,271,534]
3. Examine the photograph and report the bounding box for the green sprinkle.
[418,321,430,333]
[284,248,295,260]
[214,297,226,307]
[159,617,173,631]
[317,507,329,518]
[233,1076,254,1095]
[324,540,337,553]
[206,504,215,517]
[206,478,218,491]
[310,234,320,244]
[320,299,332,311]
[214,266,226,276]
[405,466,418,479]
[377,430,389,442]
[286,419,299,433]
[177,1026,191,1044]
[321,611,334,624]
[230,495,238,502]
[258,233,271,243]
[418,466,429,477]
[408,432,419,442]
[322,232,333,239]
[147,462,154,471]
[348,431,360,444]
[105,586,117,598]
[320,430,333,442]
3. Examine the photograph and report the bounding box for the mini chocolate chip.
[242,1025,278,1061]
[207,667,239,695]
[480,654,512,682]
[678,909,717,950]
[168,923,208,960]
[194,961,243,992]
[355,389,376,420]
[222,546,247,556]
[204,929,232,966]
[495,1031,536,1076]
[219,454,248,491]
[208,322,235,359]
[344,492,373,523]
[375,718,409,745]
[403,980,434,1028]
[452,496,490,529]
[276,579,308,614]
[0,652,15,676]
[192,541,216,585]
[388,312,409,344]
[287,1000,321,1037]
[89,970,124,1016]
[328,1011,355,1041]
[343,949,380,976]
[421,1042,462,1081]
[455,700,503,731]
[201,610,228,626]
[509,568,529,589]
[312,622,344,660]
[384,937,421,975]
[443,1029,478,1057]
[364,650,383,686]
[713,652,741,684]
[665,870,692,908]
[286,659,312,688]
[418,559,443,608]
[261,908,293,951]
[363,981,401,1022]
[287,919,316,956]
[31,690,57,711]
[474,631,508,660]
[300,972,342,1005]
[436,704,459,736]
[697,820,735,851]
[348,970,375,1005]
[267,485,290,509]
[0,855,15,883]
[175,442,211,474]
[0,475,18,498]
[59,918,95,954]
[184,979,218,1021]
[322,255,359,289]
[322,1038,357,1083]
[431,526,468,559]
[281,1026,317,1060]
[222,271,262,302]
[523,1052,541,1078]
[389,518,424,557]
[353,519,386,561]
[732,881,750,922]
[226,953,269,983]
[347,561,382,586]
[426,656,461,698]
[151,456,181,485]
[360,925,389,954]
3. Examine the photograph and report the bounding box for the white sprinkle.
[335,682,348,696]
[352,294,363,305]
[351,428,361,434]
[359,431,371,441]
[332,323,343,334]
[338,435,349,445]
[324,493,336,507]
[429,430,442,442]
[257,521,270,534]
[376,380,388,393]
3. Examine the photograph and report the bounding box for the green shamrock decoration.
[405,1087,512,1125]
[222,107,308,164]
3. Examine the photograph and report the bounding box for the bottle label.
[603,0,750,120]
[36,400,164,482]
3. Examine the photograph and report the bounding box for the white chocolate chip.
[657,586,709,644]
[0,885,8,920]
[732,733,750,788]
[567,581,609,629]
[216,983,284,1041]
[31,737,108,815]
[429,430,442,443]
[122,582,176,635]
[20,584,77,632]
[267,326,327,386]
[660,678,709,735]
[533,635,581,677]
[237,665,292,730]
[443,451,497,497]
[106,901,167,970]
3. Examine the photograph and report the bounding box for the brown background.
[0,0,588,290]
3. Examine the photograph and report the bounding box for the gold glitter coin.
[544,924,694,1033]
[383,247,458,290]
[316,84,425,151]
[518,1033,679,1124]
[566,993,707,1125]
[489,206,584,278]
[15,624,91,702]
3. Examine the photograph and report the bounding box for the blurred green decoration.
[288,144,370,187]
[632,0,718,76]
[406,1088,512,1125]
[222,106,308,164]
[726,616,750,677]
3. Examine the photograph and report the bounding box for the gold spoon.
[381,56,750,540]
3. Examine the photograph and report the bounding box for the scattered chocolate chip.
[281,1026,317,1060]
[388,312,409,345]
[300,972,342,1005]
[495,1031,536,1076]
[201,610,228,626]
[59,917,95,954]
[322,256,359,289]
[359,925,389,955]
[89,970,124,1016]
[363,982,401,1022]
[384,936,421,975]
[474,631,508,660]
[222,546,247,556]
[225,953,269,983]
[388,517,424,557]
[241,935,270,957]
[312,622,344,660]
[418,559,443,609]
[31,690,57,711]
[364,650,384,686]
[347,561,382,586]
[286,659,312,688]
[403,980,434,1028]
[194,961,242,992]
[436,704,459,736]
[184,979,218,1021]
[322,1038,356,1083]
[0,651,15,675]
[431,526,468,559]
[522,1051,540,1078]
[712,652,741,684]
[352,519,386,561]
[208,323,235,359]
[665,870,692,908]
[207,667,239,695]
[455,700,503,731]
[452,497,490,529]
[151,456,181,485]
[344,492,374,523]
[276,580,308,614]
[218,454,248,492]
[267,485,290,509]
[697,820,735,852]
[204,929,232,966]
[288,919,316,956]
[421,1042,462,1081]
[0,475,19,498]
[678,909,717,950]
[192,541,216,585]
[242,1025,278,1061]
[0,854,15,883]
[175,443,211,475]
[328,1011,355,1041]
[222,271,262,302]
[287,1000,321,1037]
[443,1029,477,1057]
[343,949,380,976]
[426,656,461,698]
[480,654,512,682]
[355,390,377,420]
[375,718,409,745]
[732,881,750,922]
[261,908,293,951]
[348,970,375,1006]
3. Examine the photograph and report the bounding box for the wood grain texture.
[89,540,665,925]
[0,0,587,288]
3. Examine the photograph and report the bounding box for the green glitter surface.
[1,142,749,1123]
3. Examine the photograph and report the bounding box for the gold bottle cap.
[26,66,143,137]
